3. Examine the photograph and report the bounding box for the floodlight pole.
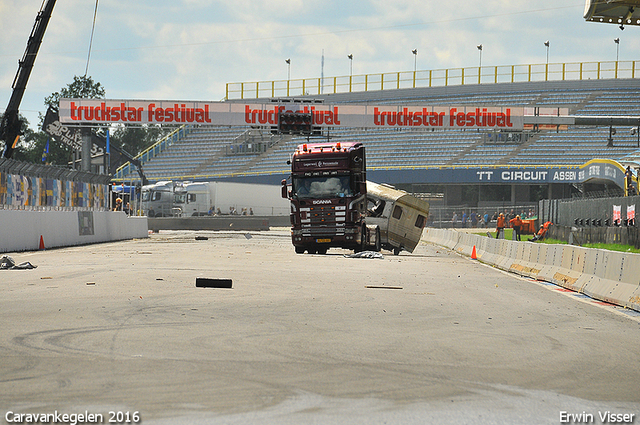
[477,44,483,84]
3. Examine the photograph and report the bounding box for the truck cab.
[283,141,368,254]
[141,181,185,217]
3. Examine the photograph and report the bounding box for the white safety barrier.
[422,228,640,312]
[0,210,148,253]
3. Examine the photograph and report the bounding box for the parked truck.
[281,141,429,255]
[141,180,288,217]
[140,181,185,217]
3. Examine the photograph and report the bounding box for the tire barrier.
[422,228,640,312]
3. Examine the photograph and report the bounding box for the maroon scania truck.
[281,141,377,254]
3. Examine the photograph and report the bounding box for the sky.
[1,0,639,131]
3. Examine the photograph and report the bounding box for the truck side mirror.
[281,179,289,199]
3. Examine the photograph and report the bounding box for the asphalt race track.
[1,229,639,425]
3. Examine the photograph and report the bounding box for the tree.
[14,75,107,166]
[0,112,43,163]
[44,75,105,110]
[11,75,168,171]
[109,125,166,158]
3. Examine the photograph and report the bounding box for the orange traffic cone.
[39,235,45,250]
[471,245,477,260]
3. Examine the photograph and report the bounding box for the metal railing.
[113,125,191,182]
[226,60,639,100]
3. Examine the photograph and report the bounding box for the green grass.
[471,231,640,253]
[578,242,640,253]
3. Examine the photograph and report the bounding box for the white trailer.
[199,181,289,216]
[142,181,289,217]
[365,181,430,254]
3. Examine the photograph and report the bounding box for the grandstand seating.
[128,78,640,182]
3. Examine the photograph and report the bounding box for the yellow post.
[287,80,290,97]
[528,64,531,82]
[511,65,515,83]
[413,70,416,88]
[226,83,229,100]
[256,82,259,98]
[495,66,498,84]
[477,66,481,85]
[580,62,583,80]
[365,74,368,91]
[271,81,275,97]
[429,70,432,87]
[597,61,601,80]
[381,73,384,90]
[562,63,565,80]
[545,63,548,81]
[241,82,244,99]
[397,72,400,89]
[445,69,448,86]
[461,67,465,85]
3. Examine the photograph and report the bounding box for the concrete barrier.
[0,210,148,253]
[147,215,291,232]
[422,228,640,312]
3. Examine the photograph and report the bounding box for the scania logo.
[313,200,332,204]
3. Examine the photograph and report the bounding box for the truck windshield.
[293,175,353,199]
[141,191,150,202]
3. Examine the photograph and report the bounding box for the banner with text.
[59,99,525,130]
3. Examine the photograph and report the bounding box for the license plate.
[316,238,331,243]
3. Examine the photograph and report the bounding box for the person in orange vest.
[531,221,552,242]
[495,213,506,239]
[510,214,524,241]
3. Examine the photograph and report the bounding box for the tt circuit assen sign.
[58,99,525,130]
[369,160,627,188]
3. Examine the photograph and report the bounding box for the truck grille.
[300,205,346,224]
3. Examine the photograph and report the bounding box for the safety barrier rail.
[226,60,639,100]
[0,157,111,212]
[422,228,640,312]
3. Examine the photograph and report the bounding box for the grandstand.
[117,76,640,205]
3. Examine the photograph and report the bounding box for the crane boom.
[1,0,57,158]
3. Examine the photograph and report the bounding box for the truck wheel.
[375,227,381,252]
[295,247,305,254]
[393,247,401,255]
[308,248,317,254]
[317,247,327,255]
